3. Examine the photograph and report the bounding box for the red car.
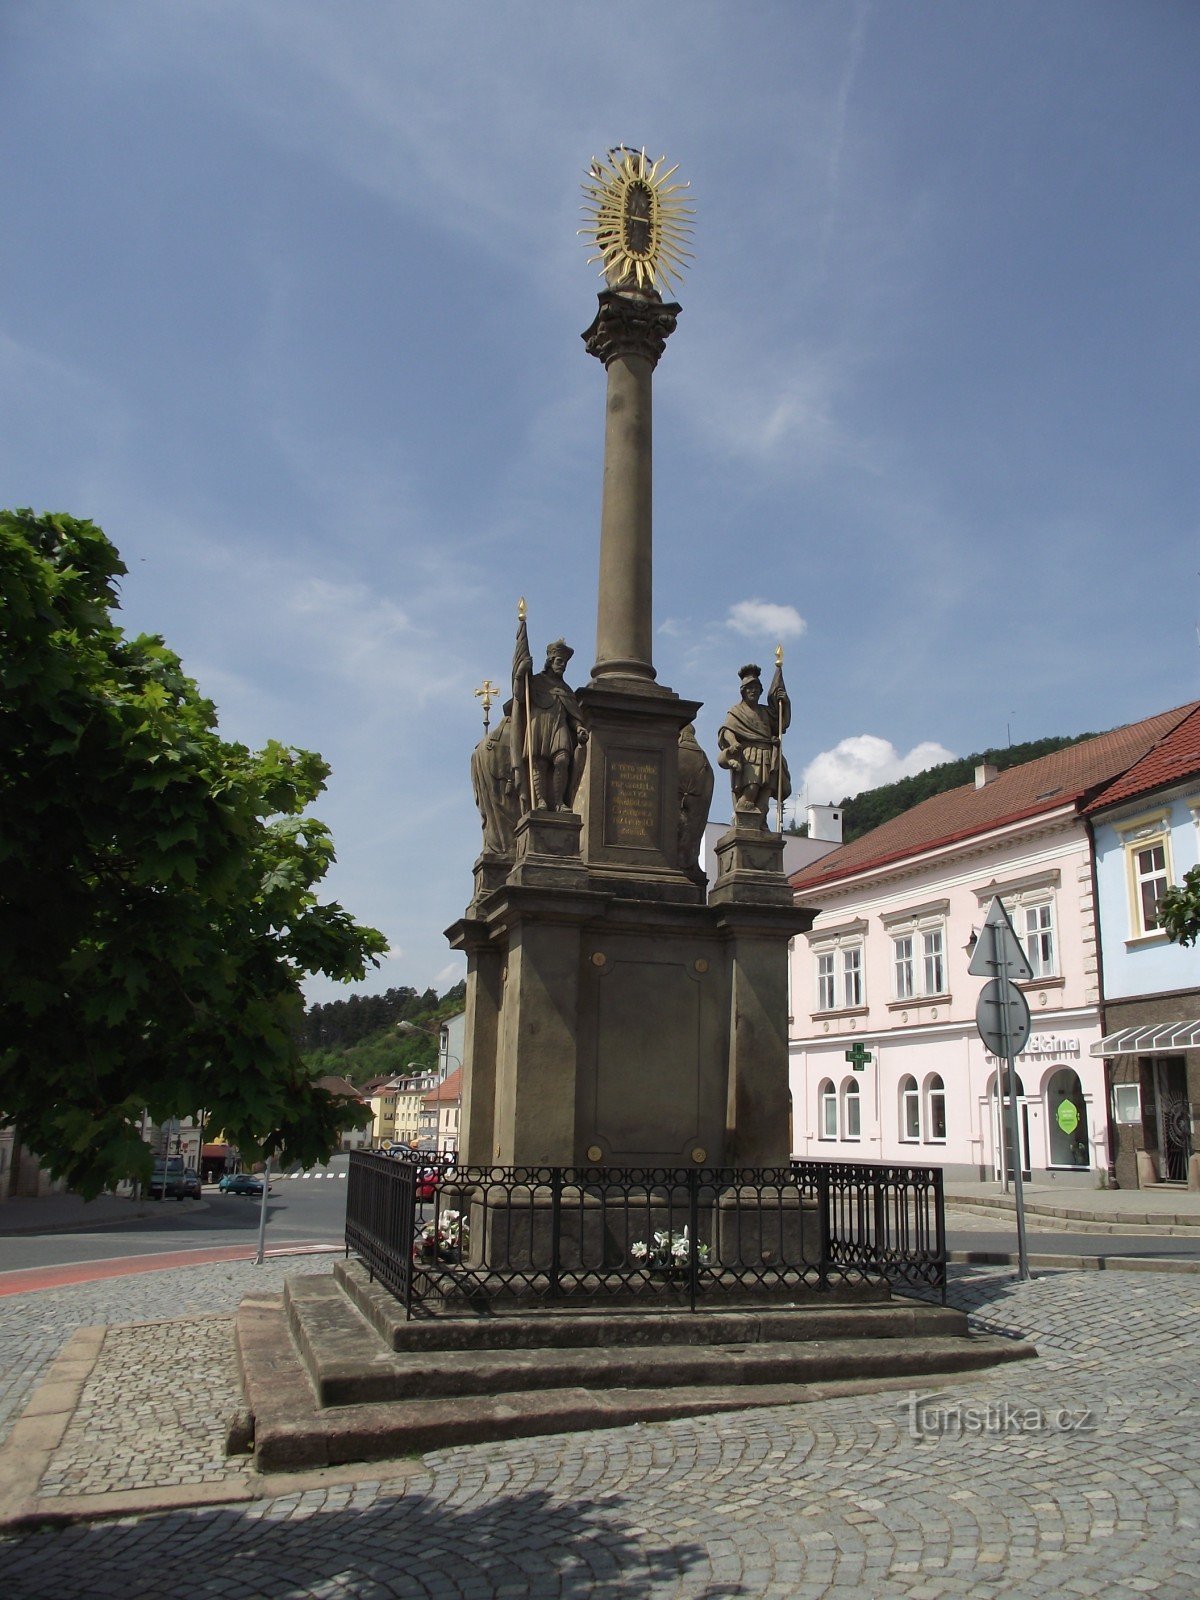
[416,1168,440,1203]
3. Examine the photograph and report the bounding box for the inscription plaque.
[604,750,661,849]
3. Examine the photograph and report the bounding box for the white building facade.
[788,710,1195,1186]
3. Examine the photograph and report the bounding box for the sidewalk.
[943,1178,1200,1228]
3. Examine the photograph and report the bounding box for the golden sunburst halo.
[580,146,695,294]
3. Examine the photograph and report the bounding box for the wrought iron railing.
[345,1153,946,1318]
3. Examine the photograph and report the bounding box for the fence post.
[549,1167,563,1300]
[933,1167,947,1305]
[688,1168,700,1313]
[817,1165,831,1292]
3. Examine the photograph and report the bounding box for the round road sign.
[975,977,1032,1058]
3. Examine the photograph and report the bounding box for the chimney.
[807,803,844,844]
[975,763,999,789]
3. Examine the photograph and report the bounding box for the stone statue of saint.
[470,704,521,856]
[677,724,714,882]
[717,661,791,826]
[511,620,588,812]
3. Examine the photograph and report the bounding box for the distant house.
[1086,706,1200,1187]
[788,704,1197,1186]
[421,1067,462,1155]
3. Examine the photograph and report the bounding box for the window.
[893,937,915,1001]
[819,1079,837,1139]
[1112,1083,1141,1125]
[1118,815,1173,938]
[817,952,836,1012]
[883,904,948,1004]
[841,1078,861,1140]
[1135,842,1168,934]
[812,938,866,1011]
[843,947,863,1008]
[925,1073,947,1142]
[899,1074,920,1141]
[1021,902,1056,978]
[922,929,945,995]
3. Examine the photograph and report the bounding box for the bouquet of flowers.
[414,1209,466,1264]
[629,1226,709,1271]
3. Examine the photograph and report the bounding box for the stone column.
[582,287,679,688]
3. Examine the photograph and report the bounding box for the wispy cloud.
[726,600,807,640]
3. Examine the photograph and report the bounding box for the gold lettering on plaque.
[605,752,661,848]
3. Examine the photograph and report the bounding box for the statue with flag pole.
[509,600,588,813]
[716,653,791,828]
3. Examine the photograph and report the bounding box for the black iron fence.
[346,1153,946,1317]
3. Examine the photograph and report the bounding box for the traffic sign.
[975,978,1032,1058]
[968,897,1032,982]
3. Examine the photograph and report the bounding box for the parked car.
[179,1167,202,1199]
[218,1172,268,1196]
[150,1158,187,1200]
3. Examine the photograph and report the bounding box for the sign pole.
[993,918,1031,1282]
[255,1156,271,1266]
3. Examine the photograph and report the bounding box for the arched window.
[924,1073,946,1143]
[841,1077,861,1141]
[899,1075,920,1141]
[1046,1067,1089,1168]
[818,1079,837,1140]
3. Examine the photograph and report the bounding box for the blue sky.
[5,2,1198,1000]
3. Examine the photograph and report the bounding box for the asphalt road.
[0,1157,352,1274]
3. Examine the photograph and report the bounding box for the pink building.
[789,707,1193,1185]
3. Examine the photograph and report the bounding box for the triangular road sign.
[968,896,1033,982]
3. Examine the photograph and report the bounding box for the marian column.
[584,287,678,686]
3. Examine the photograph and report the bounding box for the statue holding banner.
[717,659,790,826]
[510,604,588,813]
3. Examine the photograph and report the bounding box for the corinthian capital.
[582,289,681,369]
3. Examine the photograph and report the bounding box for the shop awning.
[1090,1021,1200,1056]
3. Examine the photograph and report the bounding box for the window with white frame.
[893,936,915,1000]
[924,1073,947,1142]
[817,952,836,1012]
[883,902,949,1003]
[842,946,863,1008]
[841,1077,861,1140]
[899,1074,920,1140]
[818,1078,837,1139]
[1020,900,1056,978]
[1134,840,1169,933]
[811,930,867,1012]
[921,928,945,995]
[1118,815,1173,938]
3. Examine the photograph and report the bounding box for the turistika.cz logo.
[900,1391,1100,1442]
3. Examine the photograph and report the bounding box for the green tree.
[0,510,387,1196]
[1161,866,1200,948]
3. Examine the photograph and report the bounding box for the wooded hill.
[300,981,466,1085]
[797,732,1100,845]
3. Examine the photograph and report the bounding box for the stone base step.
[235,1278,1035,1472]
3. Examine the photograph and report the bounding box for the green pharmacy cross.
[845,1042,873,1073]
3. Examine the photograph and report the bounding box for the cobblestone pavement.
[4,1265,1200,1598]
[38,1316,241,1498]
[0,1255,333,1444]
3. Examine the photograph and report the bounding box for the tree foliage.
[1161,866,1200,949]
[0,510,388,1196]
